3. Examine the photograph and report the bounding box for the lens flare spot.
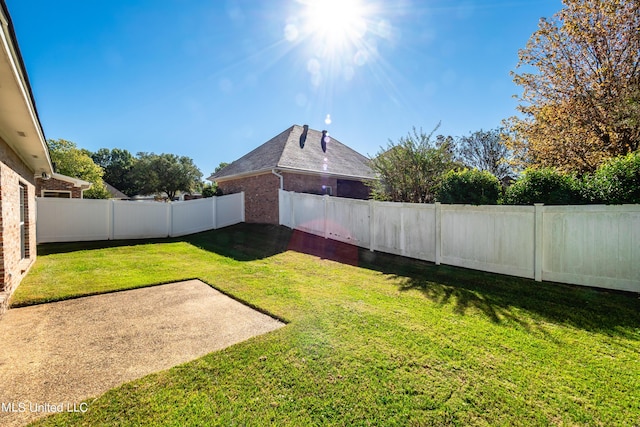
[324,114,332,125]
[284,23,299,42]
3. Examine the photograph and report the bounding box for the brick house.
[0,0,54,312]
[35,173,92,198]
[209,124,376,224]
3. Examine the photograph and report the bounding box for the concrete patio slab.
[0,280,284,426]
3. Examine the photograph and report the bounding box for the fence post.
[109,200,115,240]
[240,192,245,223]
[167,202,173,237]
[369,200,375,251]
[290,192,296,229]
[212,195,218,229]
[400,204,406,256]
[278,189,282,226]
[323,195,328,238]
[534,203,544,282]
[435,202,441,265]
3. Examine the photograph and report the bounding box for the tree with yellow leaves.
[506,0,640,173]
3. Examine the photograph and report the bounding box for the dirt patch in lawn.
[0,280,284,427]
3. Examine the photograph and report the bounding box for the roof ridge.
[210,123,375,182]
[275,124,299,168]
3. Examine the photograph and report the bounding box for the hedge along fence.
[36,192,245,243]
[279,190,640,293]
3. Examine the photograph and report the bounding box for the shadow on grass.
[37,238,177,256]
[40,223,640,338]
[358,248,640,339]
[37,224,293,259]
[275,226,639,338]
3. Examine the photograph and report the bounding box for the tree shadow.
[37,237,177,256]
[39,224,640,338]
[186,224,361,265]
[358,249,640,340]
[38,224,293,260]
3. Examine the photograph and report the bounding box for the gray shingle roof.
[209,125,375,182]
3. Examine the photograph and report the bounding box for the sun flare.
[285,0,394,93]
[300,0,370,51]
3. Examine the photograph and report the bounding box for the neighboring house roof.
[52,173,92,189]
[0,1,52,176]
[209,124,376,182]
[103,181,129,199]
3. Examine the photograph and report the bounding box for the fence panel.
[279,192,639,293]
[37,193,245,243]
[326,197,370,247]
[36,198,110,243]
[278,189,292,227]
[112,201,170,239]
[440,205,535,278]
[398,203,436,262]
[290,192,326,237]
[542,205,640,292]
[371,202,404,257]
[216,193,245,228]
[172,198,214,237]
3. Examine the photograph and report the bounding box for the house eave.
[0,1,52,175]
[50,173,93,189]
[275,166,377,181]
[209,166,377,183]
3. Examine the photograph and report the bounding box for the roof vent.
[299,124,309,148]
[321,130,330,152]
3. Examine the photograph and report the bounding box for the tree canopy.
[368,126,458,203]
[507,0,640,173]
[91,148,139,197]
[47,139,111,199]
[131,153,203,200]
[456,128,513,180]
[213,162,230,175]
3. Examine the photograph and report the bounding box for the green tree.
[507,0,640,173]
[201,182,221,198]
[213,162,230,174]
[91,148,139,196]
[503,168,584,205]
[131,153,203,200]
[437,169,502,205]
[368,125,458,203]
[584,151,640,204]
[47,139,110,199]
[457,128,513,180]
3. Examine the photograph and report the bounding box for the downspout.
[271,169,283,190]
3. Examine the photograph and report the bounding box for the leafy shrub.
[202,183,222,198]
[583,151,640,204]
[503,168,584,205]
[436,169,501,205]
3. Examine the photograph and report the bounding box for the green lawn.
[15,224,640,426]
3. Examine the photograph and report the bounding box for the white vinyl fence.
[37,192,245,243]
[279,190,640,293]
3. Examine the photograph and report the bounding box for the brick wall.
[218,173,280,224]
[35,176,83,198]
[0,137,37,309]
[282,172,338,196]
[217,172,371,225]
[337,179,370,199]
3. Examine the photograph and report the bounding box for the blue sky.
[8,0,561,179]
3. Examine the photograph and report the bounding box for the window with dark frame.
[19,183,28,259]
